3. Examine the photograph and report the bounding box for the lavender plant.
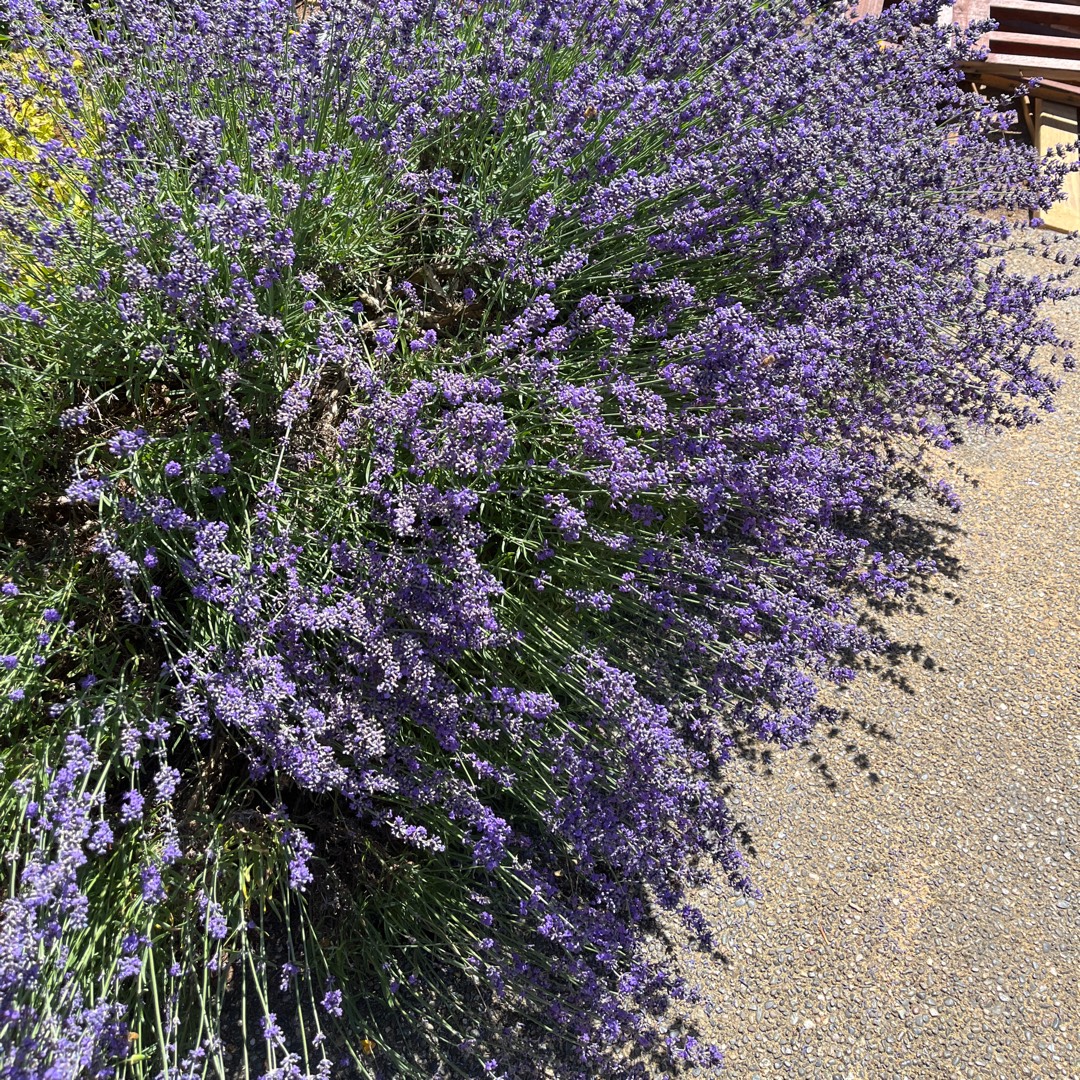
[0,0,1074,1076]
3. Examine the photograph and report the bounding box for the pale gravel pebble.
[665,239,1080,1078]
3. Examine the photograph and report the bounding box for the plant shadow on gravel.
[727,483,964,777]
[721,468,976,815]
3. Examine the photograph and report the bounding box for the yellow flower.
[1,49,94,207]
[0,47,99,296]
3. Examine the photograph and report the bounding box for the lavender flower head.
[107,428,149,458]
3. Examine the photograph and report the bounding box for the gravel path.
[675,244,1080,1079]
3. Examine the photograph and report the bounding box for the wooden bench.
[857,0,1080,228]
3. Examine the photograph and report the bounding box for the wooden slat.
[986,29,1080,52]
[971,50,1080,77]
[989,0,1080,17]
[1036,74,1080,95]
[979,70,1080,103]
[1019,92,1039,140]
[959,0,1080,34]
[990,12,1080,37]
[954,0,993,24]
[1035,99,1080,230]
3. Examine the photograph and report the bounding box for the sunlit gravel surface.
[671,241,1080,1079]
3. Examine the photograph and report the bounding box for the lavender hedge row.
[0,0,1073,1076]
